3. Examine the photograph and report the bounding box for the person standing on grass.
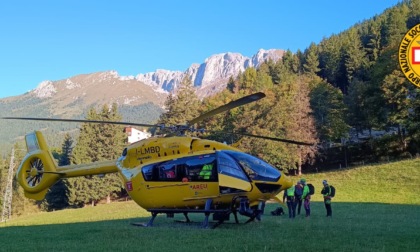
[283,183,296,219]
[300,178,311,217]
[321,180,332,217]
[294,180,303,215]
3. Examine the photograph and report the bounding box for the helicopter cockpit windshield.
[221,150,281,182]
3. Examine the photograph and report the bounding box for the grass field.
[1,159,420,252]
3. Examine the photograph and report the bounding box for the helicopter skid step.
[147,208,231,214]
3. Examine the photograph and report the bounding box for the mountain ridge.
[0,48,284,152]
[4,48,284,103]
[136,48,284,97]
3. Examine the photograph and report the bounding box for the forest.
[1,0,420,214]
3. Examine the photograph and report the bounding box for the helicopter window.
[217,152,249,182]
[142,162,180,182]
[142,165,154,181]
[184,154,217,182]
[222,150,281,182]
[141,154,217,182]
[158,164,177,181]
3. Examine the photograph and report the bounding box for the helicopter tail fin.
[16,131,61,200]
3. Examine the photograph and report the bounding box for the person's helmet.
[300,178,306,184]
[323,180,328,185]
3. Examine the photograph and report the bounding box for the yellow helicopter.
[3,92,312,228]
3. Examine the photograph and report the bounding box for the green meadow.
[1,159,419,252]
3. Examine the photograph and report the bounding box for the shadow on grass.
[1,202,419,251]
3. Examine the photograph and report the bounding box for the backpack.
[271,207,284,216]
[295,184,303,197]
[330,185,336,197]
[307,183,315,195]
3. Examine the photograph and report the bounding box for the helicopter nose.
[281,175,293,190]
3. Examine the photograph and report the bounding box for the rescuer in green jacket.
[321,180,332,217]
[300,178,311,217]
[199,163,213,180]
[283,184,296,218]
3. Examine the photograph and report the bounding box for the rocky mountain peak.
[135,49,284,98]
[20,49,284,111]
[34,80,56,98]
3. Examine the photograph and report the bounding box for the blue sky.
[0,0,401,98]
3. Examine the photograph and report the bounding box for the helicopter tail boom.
[16,131,120,200]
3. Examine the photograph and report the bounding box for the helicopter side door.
[217,151,252,193]
[139,154,220,208]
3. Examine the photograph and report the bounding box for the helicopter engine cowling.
[16,131,60,200]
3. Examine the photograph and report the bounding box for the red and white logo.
[126,181,133,191]
[413,47,420,64]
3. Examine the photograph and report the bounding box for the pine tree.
[59,134,73,165]
[318,35,343,86]
[406,87,420,152]
[229,71,317,175]
[343,28,368,88]
[382,70,411,149]
[159,76,200,127]
[303,43,320,76]
[240,68,258,91]
[255,68,274,91]
[226,76,238,93]
[407,0,420,28]
[282,50,300,74]
[287,77,318,175]
[68,104,126,207]
[310,81,349,145]
[364,18,384,63]
[199,90,241,144]
[268,60,284,85]
[43,134,73,211]
[345,79,378,134]
[382,4,409,47]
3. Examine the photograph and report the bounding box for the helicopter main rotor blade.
[209,130,314,146]
[1,117,157,128]
[188,92,266,125]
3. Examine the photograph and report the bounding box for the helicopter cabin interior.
[141,153,219,183]
[138,150,283,195]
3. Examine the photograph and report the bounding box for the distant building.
[124,127,151,143]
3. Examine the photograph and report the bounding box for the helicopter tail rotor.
[16,131,61,200]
